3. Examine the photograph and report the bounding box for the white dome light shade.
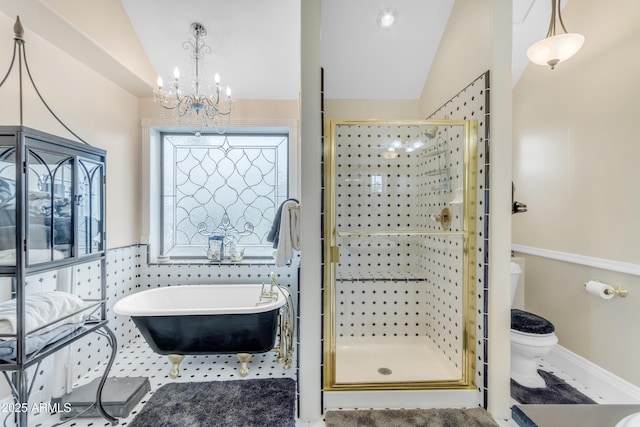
[527,33,585,69]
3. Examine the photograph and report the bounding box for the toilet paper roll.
[585,280,615,300]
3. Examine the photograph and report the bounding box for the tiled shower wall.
[427,71,490,405]
[17,245,299,408]
[416,125,467,370]
[333,124,467,371]
[328,71,489,403]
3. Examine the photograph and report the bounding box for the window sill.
[151,258,277,266]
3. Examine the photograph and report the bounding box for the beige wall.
[419,0,495,117]
[324,99,420,120]
[139,98,299,123]
[513,0,640,386]
[515,253,640,386]
[0,12,141,248]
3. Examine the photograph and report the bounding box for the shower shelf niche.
[336,274,429,282]
[422,147,448,158]
[424,167,450,176]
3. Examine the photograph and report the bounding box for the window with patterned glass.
[161,132,288,258]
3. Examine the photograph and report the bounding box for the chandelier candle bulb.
[173,67,180,80]
[157,76,163,89]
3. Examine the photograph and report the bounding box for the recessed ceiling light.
[377,8,397,29]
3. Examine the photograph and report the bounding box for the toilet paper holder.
[583,280,629,298]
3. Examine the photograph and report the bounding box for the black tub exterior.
[131,309,280,355]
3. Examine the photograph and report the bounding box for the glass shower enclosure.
[323,119,478,390]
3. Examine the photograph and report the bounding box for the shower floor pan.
[335,336,460,384]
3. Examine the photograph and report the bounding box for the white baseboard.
[323,389,479,410]
[544,345,640,403]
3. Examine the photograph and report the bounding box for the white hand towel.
[274,200,300,266]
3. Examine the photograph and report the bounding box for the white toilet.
[510,261,558,388]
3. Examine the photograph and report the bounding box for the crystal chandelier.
[154,23,233,131]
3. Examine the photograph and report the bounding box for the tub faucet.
[260,272,279,301]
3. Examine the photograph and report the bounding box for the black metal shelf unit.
[0,126,117,426]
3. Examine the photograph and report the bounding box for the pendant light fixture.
[526,0,585,70]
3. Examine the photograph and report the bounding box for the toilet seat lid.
[511,309,555,334]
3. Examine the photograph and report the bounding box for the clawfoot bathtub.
[113,283,294,378]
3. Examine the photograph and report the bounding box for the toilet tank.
[510,261,522,306]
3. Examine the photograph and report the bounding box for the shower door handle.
[330,246,340,263]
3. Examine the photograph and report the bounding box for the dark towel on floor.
[511,369,597,404]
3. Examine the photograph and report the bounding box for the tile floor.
[27,339,605,427]
[31,337,295,427]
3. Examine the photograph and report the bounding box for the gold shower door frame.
[323,119,478,391]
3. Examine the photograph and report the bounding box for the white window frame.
[140,119,299,264]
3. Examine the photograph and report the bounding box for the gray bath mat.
[511,369,597,404]
[128,378,295,427]
[324,407,499,427]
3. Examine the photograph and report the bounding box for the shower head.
[424,126,438,139]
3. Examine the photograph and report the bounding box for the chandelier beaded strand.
[153,22,232,131]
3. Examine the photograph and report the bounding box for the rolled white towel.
[0,291,86,338]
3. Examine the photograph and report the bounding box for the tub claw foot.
[274,347,285,364]
[237,353,252,377]
[284,349,293,370]
[168,354,185,379]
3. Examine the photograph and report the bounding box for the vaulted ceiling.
[0,0,560,100]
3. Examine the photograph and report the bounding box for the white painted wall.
[299,0,323,421]
[325,99,420,120]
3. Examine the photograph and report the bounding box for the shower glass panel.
[324,120,478,390]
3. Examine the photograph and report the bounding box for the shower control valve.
[432,207,452,230]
